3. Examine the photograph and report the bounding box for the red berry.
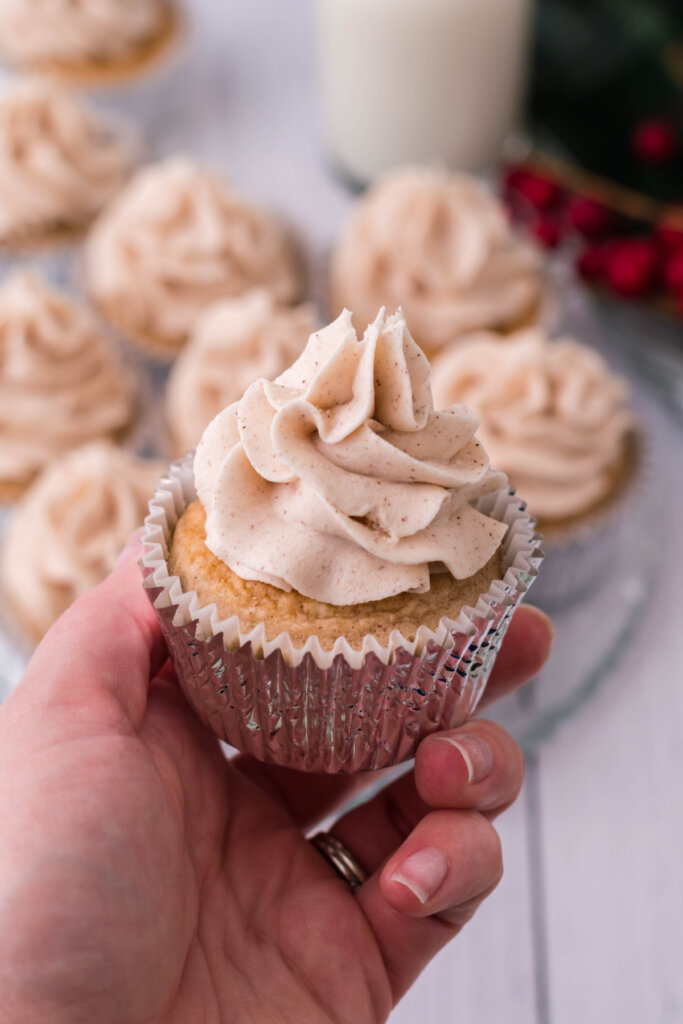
[503,167,560,210]
[576,245,608,282]
[567,196,612,238]
[605,239,659,298]
[503,166,530,192]
[632,119,678,165]
[532,218,562,249]
[662,249,683,295]
[656,218,683,253]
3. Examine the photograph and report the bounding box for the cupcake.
[141,308,542,772]
[0,0,181,87]
[1,441,164,640]
[0,77,137,249]
[431,327,639,606]
[0,271,136,502]
[330,167,544,357]
[166,290,319,456]
[85,158,306,359]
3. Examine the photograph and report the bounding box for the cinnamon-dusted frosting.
[331,168,543,352]
[431,328,634,521]
[1,441,163,637]
[0,272,134,491]
[167,291,319,454]
[195,308,508,605]
[86,158,304,350]
[0,78,136,244]
[0,0,167,67]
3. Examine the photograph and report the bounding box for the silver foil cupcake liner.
[140,455,543,773]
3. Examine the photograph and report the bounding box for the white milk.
[314,0,534,184]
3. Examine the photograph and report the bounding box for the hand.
[0,539,552,1024]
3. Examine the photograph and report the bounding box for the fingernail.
[390,847,448,904]
[437,733,494,784]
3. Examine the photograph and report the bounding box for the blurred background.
[0,1,681,1021]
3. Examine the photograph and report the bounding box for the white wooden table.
[8,3,683,1020]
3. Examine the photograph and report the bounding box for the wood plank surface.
[538,413,683,1024]
[390,798,541,1024]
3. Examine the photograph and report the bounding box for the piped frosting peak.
[195,308,508,605]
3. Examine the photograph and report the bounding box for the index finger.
[12,536,167,732]
[479,604,553,709]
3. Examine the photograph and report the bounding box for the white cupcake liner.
[528,431,650,611]
[140,454,543,772]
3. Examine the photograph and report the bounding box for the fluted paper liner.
[140,454,543,772]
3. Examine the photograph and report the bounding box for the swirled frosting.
[167,291,319,454]
[195,308,508,605]
[0,271,134,490]
[331,168,543,352]
[0,78,136,244]
[431,328,634,521]
[0,0,167,67]
[2,441,163,637]
[86,158,304,349]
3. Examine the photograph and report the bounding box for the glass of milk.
[313,0,535,185]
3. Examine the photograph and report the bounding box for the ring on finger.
[310,832,369,893]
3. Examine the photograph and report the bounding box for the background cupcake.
[142,308,542,772]
[0,0,182,87]
[0,77,137,250]
[1,440,164,640]
[85,157,306,358]
[330,167,544,358]
[431,327,639,606]
[166,290,319,455]
[0,271,136,501]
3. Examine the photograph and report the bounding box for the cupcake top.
[0,271,135,491]
[1,441,163,637]
[331,167,543,352]
[0,0,168,68]
[167,291,319,455]
[431,328,634,522]
[195,307,508,606]
[86,158,304,350]
[0,77,136,244]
